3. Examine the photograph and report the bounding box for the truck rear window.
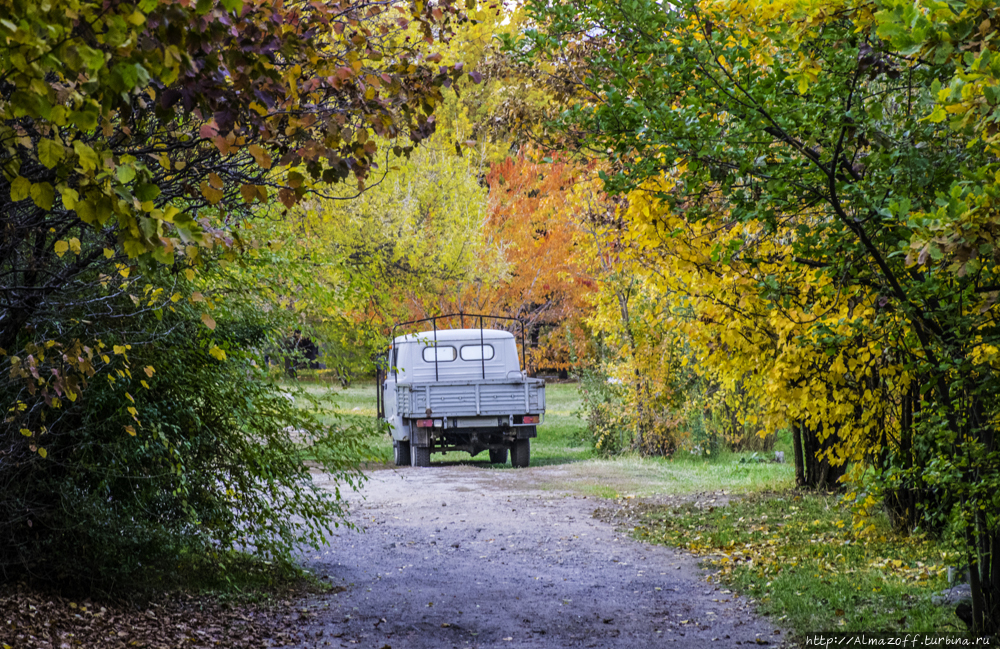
[460,344,495,361]
[422,346,457,362]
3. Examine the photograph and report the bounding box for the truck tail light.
[523,415,539,424]
[416,419,434,428]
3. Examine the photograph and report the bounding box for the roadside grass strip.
[634,492,965,637]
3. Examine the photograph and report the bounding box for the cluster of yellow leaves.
[2,338,154,452]
[592,168,921,465]
[582,187,694,452]
[703,0,877,94]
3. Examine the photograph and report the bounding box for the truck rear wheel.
[511,439,530,468]
[394,440,411,466]
[489,447,508,464]
[411,444,431,467]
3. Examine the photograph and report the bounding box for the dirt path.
[289,463,787,649]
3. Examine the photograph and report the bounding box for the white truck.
[376,316,545,467]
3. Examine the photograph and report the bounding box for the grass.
[633,492,965,637]
[525,449,796,497]
[285,378,963,639]
[287,378,795,483]
[284,379,594,467]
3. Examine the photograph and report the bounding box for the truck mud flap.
[412,425,431,447]
[516,425,537,440]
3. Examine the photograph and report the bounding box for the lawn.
[286,378,593,467]
[633,492,965,636]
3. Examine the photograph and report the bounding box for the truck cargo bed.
[397,378,545,417]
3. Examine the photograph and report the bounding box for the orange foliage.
[454,148,601,372]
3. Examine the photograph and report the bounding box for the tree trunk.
[885,385,917,531]
[795,420,846,490]
[791,422,805,486]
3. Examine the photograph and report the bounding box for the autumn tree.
[518,0,1000,631]
[246,134,500,382]
[0,0,470,590]
[443,147,598,372]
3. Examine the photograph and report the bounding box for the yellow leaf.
[54,240,69,257]
[125,425,136,436]
[248,144,272,169]
[38,447,47,458]
[69,237,81,255]
[144,366,155,377]
[127,406,138,417]
[926,106,947,123]
[104,248,115,259]
[201,312,217,330]
[170,292,182,302]
[200,181,225,204]
[140,380,150,389]
[113,345,126,355]
[209,345,227,361]
[185,268,195,281]
[20,428,31,437]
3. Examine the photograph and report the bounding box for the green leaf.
[70,108,98,131]
[9,176,31,202]
[59,186,80,210]
[135,183,161,201]
[30,182,54,210]
[38,138,64,168]
[117,164,137,184]
[123,239,146,257]
[926,106,947,123]
[151,245,174,265]
[73,141,100,173]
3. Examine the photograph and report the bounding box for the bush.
[578,369,627,455]
[578,366,688,456]
[0,290,374,595]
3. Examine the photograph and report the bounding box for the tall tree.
[457,147,598,372]
[254,135,499,379]
[1,0,469,354]
[518,0,1000,631]
[0,0,472,589]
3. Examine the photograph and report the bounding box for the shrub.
[0,290,373,595]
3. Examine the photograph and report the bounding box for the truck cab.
[377,318,545,467]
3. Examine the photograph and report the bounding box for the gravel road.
[289,463,787,649]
